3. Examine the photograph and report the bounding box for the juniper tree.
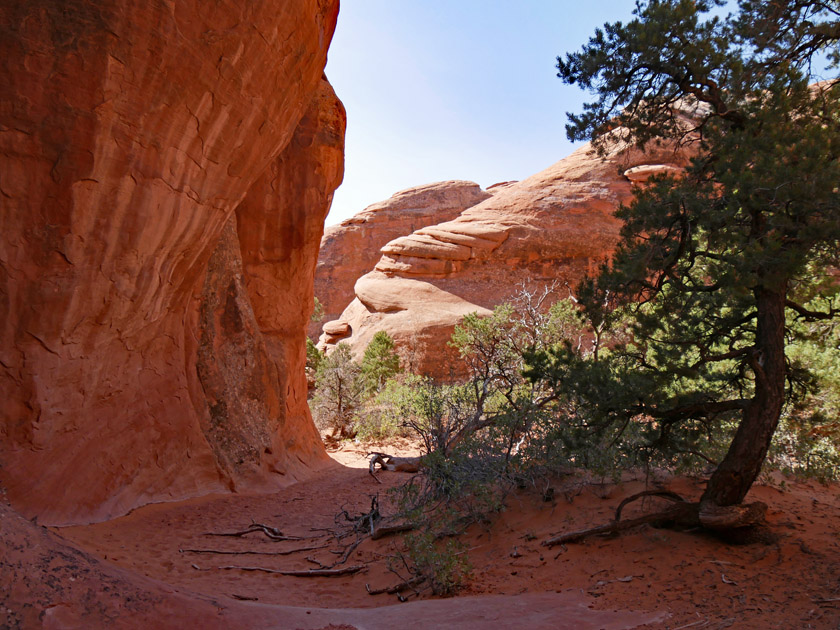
[552,0,840,512]
[360,331,401,395]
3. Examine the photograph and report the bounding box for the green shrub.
[352,374,423,440]
[306,337,324,374]
[399,531,471,597]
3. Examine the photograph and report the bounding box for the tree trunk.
[701,285,787,507]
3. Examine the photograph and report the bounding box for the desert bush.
[392,530,471,597]
[311,343,364,438]
[312,332,410,441]
[352,373,423,441]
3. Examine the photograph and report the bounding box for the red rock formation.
[0,1,342,524]
[320,141,690,379]
[206,77,346,484]
[313,180,491,337]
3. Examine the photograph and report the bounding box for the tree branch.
[785,299,839,321]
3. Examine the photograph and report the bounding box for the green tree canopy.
[360,331,402,395]
[553,0,840,512]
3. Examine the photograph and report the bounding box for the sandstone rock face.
[219,77,346,484]
[320,140,688,379]
[312,180,491,338]
[0,1,342,524]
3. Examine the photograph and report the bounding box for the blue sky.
[324,2,638,225]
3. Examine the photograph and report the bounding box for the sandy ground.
[55,438,840,629]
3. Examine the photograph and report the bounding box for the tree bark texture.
[701,285,787,506]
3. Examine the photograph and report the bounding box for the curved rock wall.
[0,1,342,524]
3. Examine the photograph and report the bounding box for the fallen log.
[369,452,423,474]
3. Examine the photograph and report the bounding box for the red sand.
[52,439,840,629]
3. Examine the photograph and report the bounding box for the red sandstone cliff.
[319,141,689,379]
[313,180,491,338]
[0,1,343,525]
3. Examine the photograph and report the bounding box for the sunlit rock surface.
[0,0,342,525]
[313,180,491,338]
[321,140,687,379]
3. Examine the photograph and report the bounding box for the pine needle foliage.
[548,0,840,507]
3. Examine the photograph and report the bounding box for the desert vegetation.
[308,0,840,597]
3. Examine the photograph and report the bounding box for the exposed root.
[179,544,327,556]
[698,501,767,530]
[543,502,695,547]
[543,490,769,548]
[614,490,688,521]
[205,522,309,541]
[328,537,364,568]
[196,564,365,577]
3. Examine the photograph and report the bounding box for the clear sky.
[323,2,638,225]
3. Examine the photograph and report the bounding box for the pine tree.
[554,0,840,515]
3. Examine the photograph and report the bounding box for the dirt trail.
[51,439,840,629]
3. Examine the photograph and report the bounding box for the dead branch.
[201,564,365,577]
[369,452,423,474]
[205,522,308,541]
[328,536,364,568]
[365,576,425,596]
[337,494,381,537]
[179,544,326,556]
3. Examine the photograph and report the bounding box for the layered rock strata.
[0,1,342,524]
[320,141,688,379]
[313,180,491,337]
